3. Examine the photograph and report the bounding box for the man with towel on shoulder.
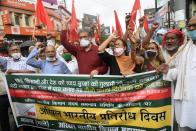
[157,16,196,131]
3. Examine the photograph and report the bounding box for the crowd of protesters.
[0,15,196,131]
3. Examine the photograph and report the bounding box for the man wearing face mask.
[55,43,79,74]
[157,16,196,131]
[161,29,185,68]
[155,28,167,45]
[0,44,36,74]
[61,29,108,76]
[0,44,36,131]
[62,48,79,74]
[26,42,71,74]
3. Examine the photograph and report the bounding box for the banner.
[154,4,169,23]
[5,71,172,131]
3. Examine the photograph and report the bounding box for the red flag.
[112,26,115,33]
[143,16,149,32]
[129,0,141,30]
[36,0,53,31]
[70,0,78,42]
[114,10,123,38]
[95,15,101,42]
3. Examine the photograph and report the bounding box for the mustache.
[165,44,179,51]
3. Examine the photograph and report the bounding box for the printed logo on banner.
[14,103,36,118]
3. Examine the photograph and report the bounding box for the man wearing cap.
[161,29,185,68]
[155,28,167,45]
[157,16,196,131]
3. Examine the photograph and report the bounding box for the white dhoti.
[175,76,196,129]
[164,40,196,129]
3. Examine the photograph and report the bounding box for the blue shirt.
[26,48,71,74]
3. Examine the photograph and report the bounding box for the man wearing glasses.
[61,29,108,76]
[157,16,196,131]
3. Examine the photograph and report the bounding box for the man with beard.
[27,42,71,74]
[161,29,185,68]
[157,16,196,131]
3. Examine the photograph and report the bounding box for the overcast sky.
[66,0,155,31]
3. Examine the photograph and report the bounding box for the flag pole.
[32,1,37,41]
[32,18,37,41]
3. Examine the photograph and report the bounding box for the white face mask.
[80,39,90,47]
[11,53,21,60]
[46,57,56,62]
[113,48,125,56]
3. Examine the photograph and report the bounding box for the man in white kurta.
[157,16,196,131]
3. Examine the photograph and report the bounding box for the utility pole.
[155,0,158,11]
[168,1,171,28]
[186,0,190,20]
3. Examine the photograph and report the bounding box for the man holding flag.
[61,0,108,76]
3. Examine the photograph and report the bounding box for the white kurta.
[164,41,196,129]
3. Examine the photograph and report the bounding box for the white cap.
[157,28,167,35]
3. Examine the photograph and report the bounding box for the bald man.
[26,42,71,74]
[157,16,196,131]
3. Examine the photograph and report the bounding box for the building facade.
[170,0,196,28]
[0,0,72,44]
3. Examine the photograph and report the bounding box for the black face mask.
[145,50,157,58]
